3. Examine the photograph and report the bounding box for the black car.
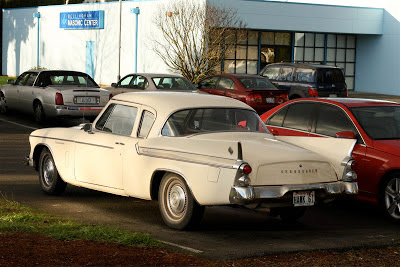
[260,62,347,99]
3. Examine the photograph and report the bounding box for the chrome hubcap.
[385,178,400,219]
[166,181,187,219]
[43,157,55,187]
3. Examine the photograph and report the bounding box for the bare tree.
[151,0,246,84]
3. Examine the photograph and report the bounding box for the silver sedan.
[104,73,199,96]
[0,70,112,123]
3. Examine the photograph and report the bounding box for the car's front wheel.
[158,173,204,230]
[381,173,400,222]
[38,148,67,195]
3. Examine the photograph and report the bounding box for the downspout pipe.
[130,7,140,72]
[33,12,40,68]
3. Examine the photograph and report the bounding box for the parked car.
[104,73,198,96]
[26,92,357,230]
[260,63,348,99]
[197,74,288,114]
[0,70,112,123]
[260,98,400,222]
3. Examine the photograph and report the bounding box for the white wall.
[2,0,178,85]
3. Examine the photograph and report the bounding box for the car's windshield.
[350,106,400,140]
[162,108,269,137]
[152,77,196,90]
[38,71,99,87]
[317,68,345,83]
[239,77,276,89]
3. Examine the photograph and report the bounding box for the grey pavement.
[348,91,400,102]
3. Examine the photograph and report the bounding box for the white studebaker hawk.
[26,92,358,229]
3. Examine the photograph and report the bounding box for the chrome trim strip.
[30,135,114,150]
[137,152,235,169]
[138,145,234,161]
[229,181,358,205]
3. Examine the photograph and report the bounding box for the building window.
[294,32,356,90]
[222,30,259,74]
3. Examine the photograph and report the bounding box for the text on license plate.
[293,191,315,207]
[75,96,96,104]
[266,97,275,103]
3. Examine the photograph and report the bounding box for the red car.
[197,74,288,114]
[260,98,400,222]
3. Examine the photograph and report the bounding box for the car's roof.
[210,74,266,79]
[125,73,185,78]
[291,97,400,108]
[266,62,341,70]
[112,91,253,112]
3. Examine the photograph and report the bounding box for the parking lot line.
[159,240,203,254]
[0,118,38,130]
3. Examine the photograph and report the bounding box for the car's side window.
[25,73,38,86]
[15,73,31,86]
[95,104,138,136]
[282,103,315,132]
[217,77,234,89]
[266,106,288,126]
[279,67,294,81]
[132,75,149,89]
[294,68,315,82]
[316,104,358,137]
[262,67,280,80]
[118,75,135,88]
[198,76,219,89]
[138,110,155,138]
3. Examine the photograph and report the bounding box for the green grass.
[0,198,160,247]
[0,76,13,86]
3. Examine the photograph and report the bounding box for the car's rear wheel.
[0,95,7,114]
[38,148,67,195]
[33,101,46,123]
[380,173,400,222]
[158,173,204,230]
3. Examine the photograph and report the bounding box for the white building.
[2,0,400,95]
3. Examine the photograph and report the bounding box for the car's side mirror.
[335,131,355,139]
[82,123,94,134]
[111,83,117,88]
[7,79,15,85]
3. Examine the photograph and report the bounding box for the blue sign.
[60,10,104,30]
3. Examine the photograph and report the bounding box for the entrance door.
[86,41,95,79]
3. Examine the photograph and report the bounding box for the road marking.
[0,118,38,130]
[159,240,203,254]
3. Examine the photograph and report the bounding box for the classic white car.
[26,92,358,229]
[0,70,112,123]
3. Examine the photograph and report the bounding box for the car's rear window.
[162,108,269,137]
[350,106,400,140]
[317,68,345,83]
[239,77,276,89]
[152,77,196,90]
[38,71,99,87]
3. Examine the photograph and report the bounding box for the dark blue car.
[260,62,348,99]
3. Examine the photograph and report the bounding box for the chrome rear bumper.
[229,181,358,205]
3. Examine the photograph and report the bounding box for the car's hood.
[373,139,400,157]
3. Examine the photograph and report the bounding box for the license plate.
[293,191,315,207]
[75,96,97,104]
[266,97,275,103]
[329,94,337,97]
